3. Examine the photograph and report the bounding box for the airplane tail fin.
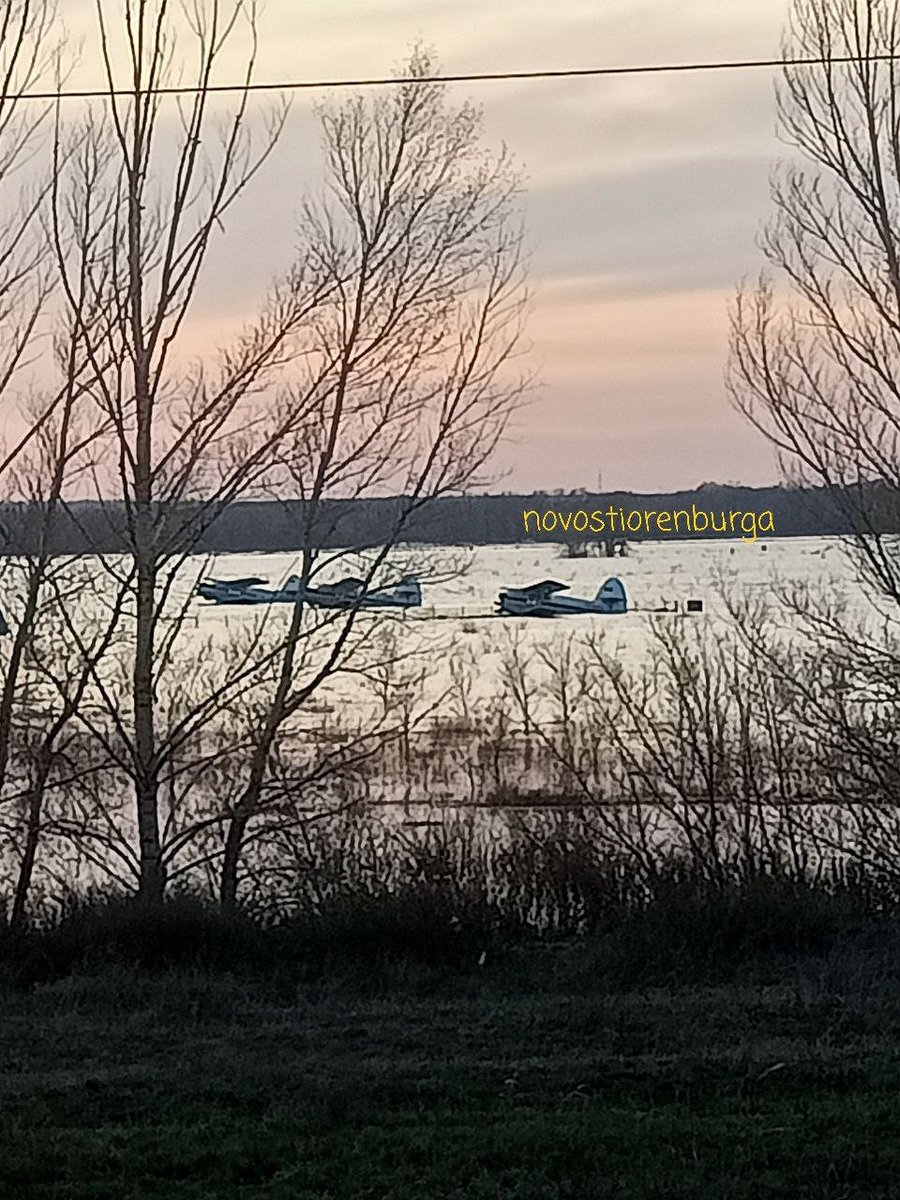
[395,576,422,606]
[594,577,627,613]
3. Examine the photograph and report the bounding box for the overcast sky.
[62,0,794,493]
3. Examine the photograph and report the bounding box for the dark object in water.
[685,599,703,614]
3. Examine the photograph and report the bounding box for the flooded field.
[174,535,865,715]
[4,533,896,908]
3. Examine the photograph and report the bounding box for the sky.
[59,0,794,494]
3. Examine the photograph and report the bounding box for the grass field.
[4,919,900,1200]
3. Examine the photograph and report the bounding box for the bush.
[0,882,509,986]
[586,868,871,986]
[6,894,266,984]
[272,881,504,969]
[0,858,888,990]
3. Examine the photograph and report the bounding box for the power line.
[10,51,900,102]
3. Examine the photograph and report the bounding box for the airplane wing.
[514,579,570,596]
[196,576,269,604]
[204,576,266,588]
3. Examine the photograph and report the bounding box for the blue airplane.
[497,577,627,617]
[196,573,422,610]
[314,576,422,610]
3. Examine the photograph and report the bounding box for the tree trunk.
[10,763,49,928]
[128,571,166,901]
[219,809,249,910]
[134,553,164,902]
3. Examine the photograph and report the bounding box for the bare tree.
[0,2,101,923]
[215,49,530,907]
[49,0,337,902]
[729,0,900,605]
[0,0,68,737]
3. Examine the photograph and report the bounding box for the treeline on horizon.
[0,482,896,555]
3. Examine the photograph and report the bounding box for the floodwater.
[5,534,888,903]
[175,535,867,715]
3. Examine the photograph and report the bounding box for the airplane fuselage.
[498,592,613,617]
[497,577,628,617]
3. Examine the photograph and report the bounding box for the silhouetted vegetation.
[0,852,887,991]
[0,482,895,555]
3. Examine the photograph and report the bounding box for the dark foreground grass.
[3,879,900,1198]
[5,959,900,1199]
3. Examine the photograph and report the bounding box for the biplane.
[496,577,628,617]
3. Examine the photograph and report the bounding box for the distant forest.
[0,483,895,555]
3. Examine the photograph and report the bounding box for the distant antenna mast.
[596,469,602,492]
